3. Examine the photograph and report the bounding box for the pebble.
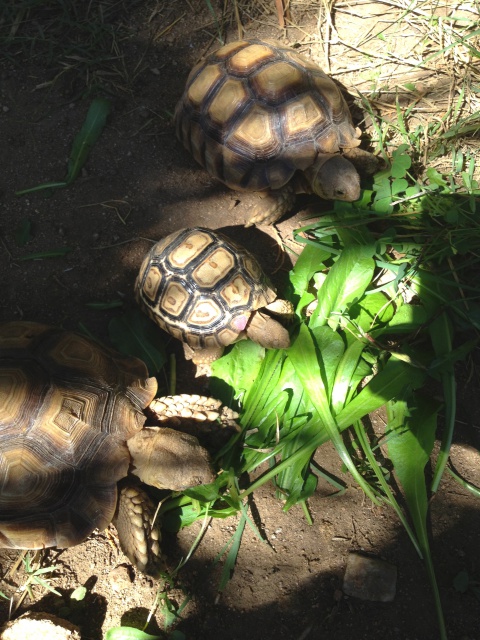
[108,564,134,592]
[0,612,81,640]
[342,552,397,602]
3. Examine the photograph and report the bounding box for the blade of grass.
[215,513,246,595]
[352,419,422,556]
[17,248,71,260]
[447,467,480,499]
[65,97,111,184]
[16,97,111,195]
[429,312,456,492]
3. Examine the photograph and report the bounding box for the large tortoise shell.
[175,38,359,192]
[0,322,156,550]
[135,227,276,352]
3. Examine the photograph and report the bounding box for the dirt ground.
[1,1,480,639]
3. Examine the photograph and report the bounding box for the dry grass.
[232,0,480,181]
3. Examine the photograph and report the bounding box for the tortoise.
[0,321,236,576]
[135,227,293,376]
[175,38,378,226]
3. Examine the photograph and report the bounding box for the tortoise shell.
[135,227,277,353]
[0,322,156,550]
[174,38,359,193]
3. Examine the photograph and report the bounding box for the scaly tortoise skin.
[0,321,236,576]
[175,38,376,226]
[135,227,293,375]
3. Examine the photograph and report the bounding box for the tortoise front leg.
[183,343,225,377]
[245,185,297,227]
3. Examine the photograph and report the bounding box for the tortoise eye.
[335,189,345,197]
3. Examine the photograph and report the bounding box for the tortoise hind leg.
[113,482,164,577]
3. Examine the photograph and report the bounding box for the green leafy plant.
[10,552,61,613]
[141,146,479,639]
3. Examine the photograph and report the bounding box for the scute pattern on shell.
[0,322,157,550]
[175,38,360,192]
[135,227,276,351]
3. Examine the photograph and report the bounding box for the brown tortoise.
[0,321,236,575]
[135,227,293,376]
[175,38,377,226]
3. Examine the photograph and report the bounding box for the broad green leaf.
[311,325,345,395]
[349,291,395,332]
[392,177,408,195]
[309,245,375,330]
[184,483,221,503]
[210,341,265,406]
[387,394,437,530]
[273,361,326,501]
[105,628,162,640]
[240,348,286,426]
[283,469,318,511]
[372,302,428,337]
[243,349,425,501]
[70,585,87,601]
[426,167,448,188]
[387,393,447,639]
[108,309,166,375]
[161,501,237,532]
[335,356,425,430]
[390,146,412,178]
[289,243,330,296]
[372,173,394,214]
[289,324,379,503]
[331,339,366,413]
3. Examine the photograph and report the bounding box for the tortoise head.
[306,155,361,202]
[127,427,215,491]
[246,311,290,350]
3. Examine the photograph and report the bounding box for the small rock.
[0,612,81,640]
[109,564,134,591]
[342,552,397,602]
